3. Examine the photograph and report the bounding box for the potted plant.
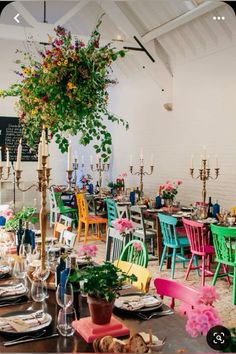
[74,262,137,325]
[4,207,37,232]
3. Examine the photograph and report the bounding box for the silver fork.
[137,310,174,320]
[3,329,46,344]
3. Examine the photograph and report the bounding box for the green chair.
[211,224,236,305]
[158,213,190,279]
[54,191,78,227]
[106,198,118,227]
[119,240,148,268]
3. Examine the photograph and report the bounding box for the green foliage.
[4,207,37,231]
[0,19,128,162]
[76,262,137,302]
[107,181,124,189]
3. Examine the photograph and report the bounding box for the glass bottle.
[55,256,66,287]
[67,256,80,319]
[208,197,213,217]
[16,219,24,255]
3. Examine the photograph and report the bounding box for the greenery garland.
[0,19,128,161]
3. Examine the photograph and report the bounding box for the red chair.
[154,278,200,309]
[182,218,215,286]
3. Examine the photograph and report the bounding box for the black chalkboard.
[0,117,37,161]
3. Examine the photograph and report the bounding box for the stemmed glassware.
[56,282,76,337]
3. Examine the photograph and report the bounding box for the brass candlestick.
[190,159,219,204]
[129,163,154,196]
[16,152,73,270]
[0,166,11,180]
[91,158,109,195]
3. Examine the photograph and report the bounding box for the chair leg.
[77,221,82,242]
[233,267,236,305]
[185,255,194,280]
[171,248,177,279]
[201,256,205,286]
[193,255,200,276]
[84,223,89,243]
[212,262,221,286]
[180,247,185,268]
[222,264,231,285]
[159,245,167,271]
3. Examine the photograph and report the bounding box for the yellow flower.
[57,61,62,66]
[43,68,48,74]
[64,60,68,65]
[31,107,38,115]
[23,68,30,75]
[31,67,35,74]
[67,82,76,90]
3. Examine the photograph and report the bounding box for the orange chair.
[53,222,71,240]
[76,193,108,242]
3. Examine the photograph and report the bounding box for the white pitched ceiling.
[0,0,235,108]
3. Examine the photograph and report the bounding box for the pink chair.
[154,278,200,309]
[182,218,214,286]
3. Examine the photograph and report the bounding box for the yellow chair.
[76,193,108,242]
[113,260,151,292]
[230,206,236,216]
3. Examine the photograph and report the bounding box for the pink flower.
[133,242,142,252]
[197,286,219,305]
[113,218,134,234]
[78,244,97,258]
[1,209,14,221]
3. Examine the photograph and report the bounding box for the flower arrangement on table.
[4,207,37,231]
[0,208,14,222]
[112,218,134,236]
[180,286,221,338]
[159,180,182,200]
[0,18,128,161]
[78,244,98,264]
[79,174,93,190]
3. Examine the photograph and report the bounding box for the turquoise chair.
[158,213,190,279]
[119,240,148,268]
[106,198,118,227]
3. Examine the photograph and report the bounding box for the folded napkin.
[115,295,162,311]
[0,311,49,332]
[0,283,26,297]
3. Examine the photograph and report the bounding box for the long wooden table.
[0,288,211,353]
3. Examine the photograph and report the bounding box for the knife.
[4,333,59,346]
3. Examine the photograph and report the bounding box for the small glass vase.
[164,199,174,213]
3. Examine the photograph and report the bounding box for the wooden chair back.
[154,278,200,309]
[119,239,148,268]
[76,193,89,222]
[105,227,129,262]
[106,199,118,227]
[114,260,151,292]
[54,222,71,240]
[158,213,179,248]
[182,218,209,256]
[211,224,236,265]
[61,230,77,248]
[59,215,74,228]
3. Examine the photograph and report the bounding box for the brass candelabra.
[0,166,11,180]
[15,130,73,270]
[90,158,109,195]
[190,158,219,204]
[129,161,154,196]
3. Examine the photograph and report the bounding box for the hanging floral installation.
[0,19,128,161]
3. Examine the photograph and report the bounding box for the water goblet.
[31,279,47,302]
[19,243,32,259]
[56,283,73,309]
[57,307,77,337]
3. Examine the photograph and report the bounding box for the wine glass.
[57,307,77,337]
[31,279,47,302]
[56,283,73,309]
[12,257,27,279]
[19,244,32,259]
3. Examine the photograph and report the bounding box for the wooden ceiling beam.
[142,1,224,43]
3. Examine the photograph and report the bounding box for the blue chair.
[158,213,190,279]
[106,198,118,227]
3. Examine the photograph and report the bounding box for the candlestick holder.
[129,161,154,196]
[190,159,219,204]
[90,158,109,195]
[16,153,73,271]
[0,166,11,180]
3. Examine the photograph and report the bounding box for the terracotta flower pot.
[87,295,115,325]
